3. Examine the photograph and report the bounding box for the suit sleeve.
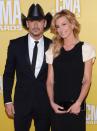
[3,40,16,103]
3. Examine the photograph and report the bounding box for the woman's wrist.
[75,100,82,106]
[50,100,54,104]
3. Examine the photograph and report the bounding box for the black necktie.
[32,41,39,74]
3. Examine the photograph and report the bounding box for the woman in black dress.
[46,9,96,131]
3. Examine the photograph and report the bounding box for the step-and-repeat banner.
[0,0,97,130]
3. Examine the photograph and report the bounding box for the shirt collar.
[28,34,44,45]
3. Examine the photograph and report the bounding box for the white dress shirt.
[28,34,44,77]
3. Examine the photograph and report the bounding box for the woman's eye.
[63,23,66,25]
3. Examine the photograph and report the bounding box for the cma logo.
[0,0,22,31]
[86,104,97,124]
[56,0,80,17]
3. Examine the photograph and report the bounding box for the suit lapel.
[23,34,35,77]
[24,34,31,67]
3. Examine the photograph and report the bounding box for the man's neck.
[29,33,43,40]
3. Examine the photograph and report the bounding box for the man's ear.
[26,21,29,28]
[44,20,47,28]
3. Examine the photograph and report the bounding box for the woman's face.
[55,16,74,39]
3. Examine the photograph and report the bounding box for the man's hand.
[5,103,15,118]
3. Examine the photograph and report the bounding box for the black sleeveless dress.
[51,42,86,131]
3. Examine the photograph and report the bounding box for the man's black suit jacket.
[3,34,52,116]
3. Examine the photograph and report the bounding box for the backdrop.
[0,0,97,131]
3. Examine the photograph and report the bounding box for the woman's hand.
[50,101,66,114]
[66,101,81,115]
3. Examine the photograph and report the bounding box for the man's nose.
[34,21,38,27]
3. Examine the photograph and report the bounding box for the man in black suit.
[3,4,52,131]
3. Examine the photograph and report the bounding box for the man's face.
[26,19,46,37]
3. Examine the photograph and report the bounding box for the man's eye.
[56,26,59,28]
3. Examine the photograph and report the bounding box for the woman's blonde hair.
[50,9,80,58]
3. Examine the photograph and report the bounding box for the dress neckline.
[62,41,81,52]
